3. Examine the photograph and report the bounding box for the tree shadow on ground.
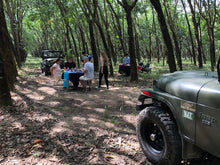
[0,72,148,164]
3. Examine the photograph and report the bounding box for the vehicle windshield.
[43,51,62,58]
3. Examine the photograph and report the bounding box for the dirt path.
[0,68,150,165]
[1,68,218,165]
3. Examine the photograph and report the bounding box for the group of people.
[50,51,109,90]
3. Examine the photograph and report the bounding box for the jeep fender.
[137,88,203,159]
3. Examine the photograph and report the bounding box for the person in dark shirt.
[64,57,76,71]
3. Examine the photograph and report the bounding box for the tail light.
[142,91,150,96]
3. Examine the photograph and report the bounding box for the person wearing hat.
[79,57,94,90]
[81,51,92,64]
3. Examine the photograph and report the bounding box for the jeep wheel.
[137,107,181,165]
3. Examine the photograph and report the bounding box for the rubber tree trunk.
[181,0,196,66]
[117,0,138,81]
[208,27,216,71]
[163,1,182,70]
[88,19,99,72]
[0,0,13,106]
[187,0,203,68]
[150,0,177,72]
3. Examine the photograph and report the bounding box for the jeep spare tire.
[137,107,182,165]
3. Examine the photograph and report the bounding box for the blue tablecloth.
[62,71,84,87]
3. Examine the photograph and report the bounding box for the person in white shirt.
[79,57,94,90]
[50,58,61,84]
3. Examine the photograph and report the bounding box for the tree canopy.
[1,0,220,105]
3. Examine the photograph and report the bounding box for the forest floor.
[0,64,218,165]
[0,66,152,165]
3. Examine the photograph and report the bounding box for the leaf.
[105,155,114,160]
[33,144,39,148]
[33,139,43,144]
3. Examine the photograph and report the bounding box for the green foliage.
[111,117,118,124]
[3,0,219,71]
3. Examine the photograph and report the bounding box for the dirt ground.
[0,68,219,165]
[0,67,152,165]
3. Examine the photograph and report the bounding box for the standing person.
[123,53,130,65]
[98,52,109,89]
[50,58,61,84]
[79,57,94,90]
[64,56,76,71]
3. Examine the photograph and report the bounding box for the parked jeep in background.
[41,50,65,76]
[136,61,220,164]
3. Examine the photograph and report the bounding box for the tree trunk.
[196,0,217,71]
[150,0,177,72]
[88,19,99,72]
[134,21,140,63]
[55,0,80,67]
[0,0,14,106]
[187,0,203,68]
[107,0,127,55]
[164,0,182,70]
[181,0,196,65]
[208,27,215,71]
[0,58,12,107]
[99,2,117,66]
[117,0,138,81]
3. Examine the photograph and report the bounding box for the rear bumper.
[136,89,154,111]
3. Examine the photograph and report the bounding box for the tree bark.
[117,0,138,81]
[4,0,27,68]
[88,19,99,71]
[181,0,196,65]
[196,0,216,71]
[55,0,80,67]
[163,0,182,70]
[82,0,114,75]
[187,0,203,68]
[0,0,13,106]
[150,0,177,72]
[107,0,127,55]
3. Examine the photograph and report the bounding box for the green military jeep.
[136,67,220,164]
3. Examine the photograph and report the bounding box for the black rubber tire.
[137,106,182,165]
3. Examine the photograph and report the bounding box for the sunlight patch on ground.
[88,117,102,123]
[80,100,95,106]
[122,115,137,126]
[44,101,60,107]
[9,122,25,131]
[108,87,120,91]
[93,108,105,113]
[38,87,57,95]
[72,116,88,125]
[73,98,85,103]
[26,92,45,101]
[104,121,115,128]
[50,121,70,134]
[27,113,56,122]
[125,100,135,106]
